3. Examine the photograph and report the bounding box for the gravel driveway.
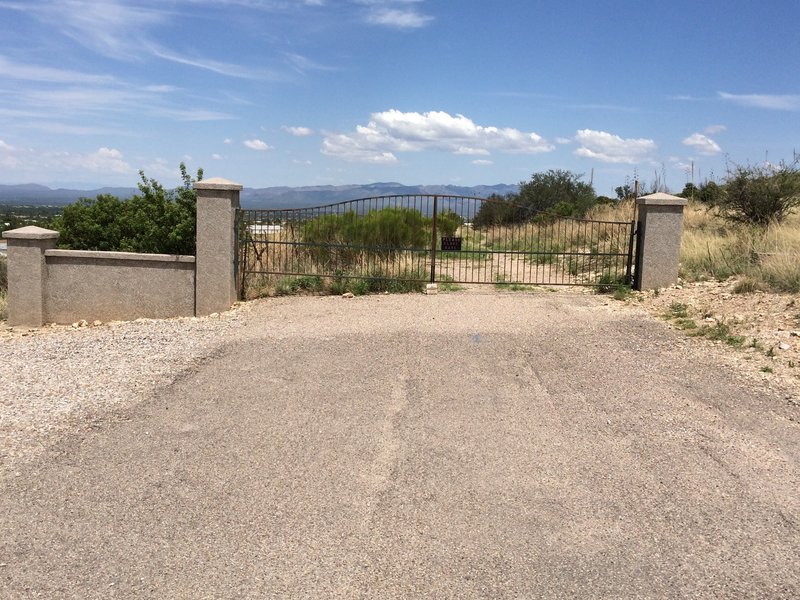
[1,290,798,598]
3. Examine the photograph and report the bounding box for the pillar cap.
[636,192,688,206]
[2,226,60,240]
[194,177,243,191]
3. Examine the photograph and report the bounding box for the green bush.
[720,161,800,225]
[435,210,463,237]
[472,195,525,228]
[52,163,202,254]
[302,207,429,268]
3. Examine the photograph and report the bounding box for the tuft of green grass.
[761,366,774,373]
[690,321,746,347]
[674,318,698,330]
[665,302,689,319]
[436,276,465,293]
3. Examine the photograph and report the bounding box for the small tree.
[518,169,596,217]
[719,161,800,225]
[54,163,203,254]
[472,194,524,228]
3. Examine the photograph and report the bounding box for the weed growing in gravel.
[690,321,746,347]
[761,366,774,373]
[665,302,689,319]
[246,269,425,298]
[437,276,465,293]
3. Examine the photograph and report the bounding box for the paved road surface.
[2,292,798,598]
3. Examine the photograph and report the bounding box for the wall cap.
[3,226,60,240]
[194,177,243,191]
[636,192,688,207]
[45,249,195,263]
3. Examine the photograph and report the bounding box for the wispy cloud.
[322,109,553,163]
[3,1,286,80]
[682,133,722,156]
[703,124,726,134]
[0,55,116,84]
[356,0,433,29]
[282,125,314,136]
[718,91,800,111]
[148,44,282,80]
[1,0,165,59]
[0,143,134,178]
[573,129,656,164]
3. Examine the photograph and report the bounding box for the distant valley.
[0,182,520,209]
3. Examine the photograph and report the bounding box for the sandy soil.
[618,278,800,403]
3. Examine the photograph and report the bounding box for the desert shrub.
[302,207,429,268]
[719,161,800,225]
[435,209,463,237]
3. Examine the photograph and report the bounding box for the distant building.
[248,224,282,235]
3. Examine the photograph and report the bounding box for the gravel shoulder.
[0,304,260,478]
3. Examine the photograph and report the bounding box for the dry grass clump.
[679,201,800,292]
[586,199,636,223]
[588,199,800,293]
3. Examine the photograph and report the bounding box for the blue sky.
[0,0,798,196]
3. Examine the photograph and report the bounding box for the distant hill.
[0,182,519,208]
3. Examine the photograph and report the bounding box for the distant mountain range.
[0,182,520,209]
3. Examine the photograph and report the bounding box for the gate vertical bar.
[625,220,636,285]
[430,195,439,283]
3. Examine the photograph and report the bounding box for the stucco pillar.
[634,193,688,290]
[194,177,242,316]
[2,226,60,327]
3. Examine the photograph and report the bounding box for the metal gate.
[236,195,635,296]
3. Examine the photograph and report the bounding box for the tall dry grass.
[588,199,800,292]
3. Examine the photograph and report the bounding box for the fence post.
[2,226,60,327]
[194,177,242,316]
[634,193,688,290]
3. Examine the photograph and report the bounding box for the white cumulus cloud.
[573,129,656,164]
[682,133,722,156]
[472,159,493,166]
[243,139,272,151]
[322,109,553,163]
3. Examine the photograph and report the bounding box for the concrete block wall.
[44,250,195,324]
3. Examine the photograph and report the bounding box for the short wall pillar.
[634,193,688,290]
[194,177,242,316]
[2,226,60,327]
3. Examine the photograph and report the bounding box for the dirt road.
[2,291,798,598]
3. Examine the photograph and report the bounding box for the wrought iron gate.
[236,195,635,296]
